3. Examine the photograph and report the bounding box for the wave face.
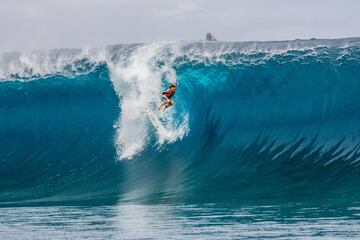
[1,38,360,205]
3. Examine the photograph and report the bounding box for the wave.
[1,38,360,205]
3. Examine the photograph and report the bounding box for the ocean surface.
[1,38,360,239]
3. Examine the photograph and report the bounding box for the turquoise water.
[1,38,360,238]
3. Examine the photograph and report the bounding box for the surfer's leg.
[158,95,169,111]
[163,100,174,111]
[160,104,167,111]
[158,101,165,110]
[168,100,174,107]
[158,98,168,110]
[159,101,169,111]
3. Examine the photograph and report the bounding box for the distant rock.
[205,33,217,41]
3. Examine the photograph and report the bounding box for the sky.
[1,0,360,52]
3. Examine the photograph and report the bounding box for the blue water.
[1,38,360,239]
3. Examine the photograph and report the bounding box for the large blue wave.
[1,38,360,206]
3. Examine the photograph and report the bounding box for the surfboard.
[146,108,168,133]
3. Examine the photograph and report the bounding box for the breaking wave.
[1,38,360,205]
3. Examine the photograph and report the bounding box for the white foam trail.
[109,43,188,160]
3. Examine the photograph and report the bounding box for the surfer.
[158,83,177,111]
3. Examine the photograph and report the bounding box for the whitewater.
[1,38,360,239]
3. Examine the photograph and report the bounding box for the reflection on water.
[1,203,360,239]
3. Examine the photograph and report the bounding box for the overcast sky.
[1,0,359,52]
